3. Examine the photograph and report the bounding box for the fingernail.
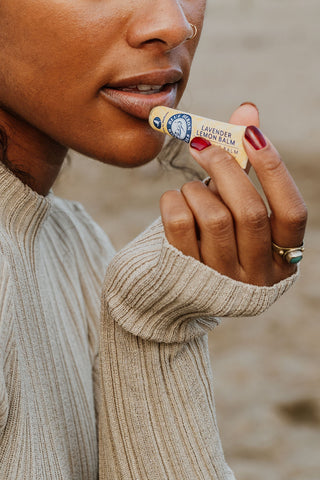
[190,137,211,151]
[240,101,259,113]
[244,126,267,150]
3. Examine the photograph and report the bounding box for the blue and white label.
[167,113,192,143]
[153,117,162,129]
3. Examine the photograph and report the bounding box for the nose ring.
[187,23,198,41]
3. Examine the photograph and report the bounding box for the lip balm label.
[149,106,248,168]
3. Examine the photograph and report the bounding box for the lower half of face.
[0,0,206,167]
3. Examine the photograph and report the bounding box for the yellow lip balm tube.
[149,106,248,169]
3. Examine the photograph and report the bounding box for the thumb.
[228,102,260,127]
[229,102,260,173]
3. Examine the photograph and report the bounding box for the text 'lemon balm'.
[149,106,248,168]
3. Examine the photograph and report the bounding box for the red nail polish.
[190,137,211,151]
[244,126,267,150]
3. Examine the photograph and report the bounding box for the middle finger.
[190,144,273,280]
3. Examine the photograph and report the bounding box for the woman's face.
[0,0,206,167]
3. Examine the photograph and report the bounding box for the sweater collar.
[0,161,53,241]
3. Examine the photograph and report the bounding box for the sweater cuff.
[102,218,299,344]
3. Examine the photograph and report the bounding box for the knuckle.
[180,180,202,195]
[203,210,232,234]
[160,191,195,234]
[160,190,183,213]
[166,212,194,235]
[284,203,308,231]
[160,190,178,204]
[211,148,234,166]
[198,145,233,170]
[260,149,283,173]
[241,204,268,230]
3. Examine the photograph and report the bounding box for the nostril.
[143,38,166,46]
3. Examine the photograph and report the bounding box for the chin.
[88,126,166,168]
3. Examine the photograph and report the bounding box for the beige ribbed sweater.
[0,161,298,479]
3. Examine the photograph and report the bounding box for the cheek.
[0,0,205,166]
[0,3,120,154]
[0,1,111,116]
[179,0,207,68]
[186,0,206,31]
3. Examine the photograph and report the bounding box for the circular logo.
[153,117,162,129]
[167,113,192,143]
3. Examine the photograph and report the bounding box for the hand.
[160,103,307,286]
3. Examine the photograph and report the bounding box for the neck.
[0,108,67,196]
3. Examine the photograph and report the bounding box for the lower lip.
[99,83,178,120]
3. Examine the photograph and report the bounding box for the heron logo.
[167,113,192,143]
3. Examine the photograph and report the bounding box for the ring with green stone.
[272,241,304,264]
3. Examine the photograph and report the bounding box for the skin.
[0,0,307,286]
[162,107,307,285]
[0,0,204,192]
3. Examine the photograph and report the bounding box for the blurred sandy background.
[54,1,320,479]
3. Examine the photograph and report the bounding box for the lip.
[100,83,178,120]
[99,69,182,120]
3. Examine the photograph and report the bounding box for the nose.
[126,0,194,51]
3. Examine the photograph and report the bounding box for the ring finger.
[181,180,240,278]
[189,145,273,283]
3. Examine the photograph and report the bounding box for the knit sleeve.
[102,217,298,344]
[0,362,7,435]
[0,259,11,434]
[98,218,298,479]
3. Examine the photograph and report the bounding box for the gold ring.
[187,24,198,40]
[272,241,304,264]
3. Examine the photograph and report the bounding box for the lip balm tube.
[149,106,248,168]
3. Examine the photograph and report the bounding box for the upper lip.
[102,68,183,89]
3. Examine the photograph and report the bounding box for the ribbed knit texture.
[0,160,298,479]
[99,219,298,479]
[0,162,114,479]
